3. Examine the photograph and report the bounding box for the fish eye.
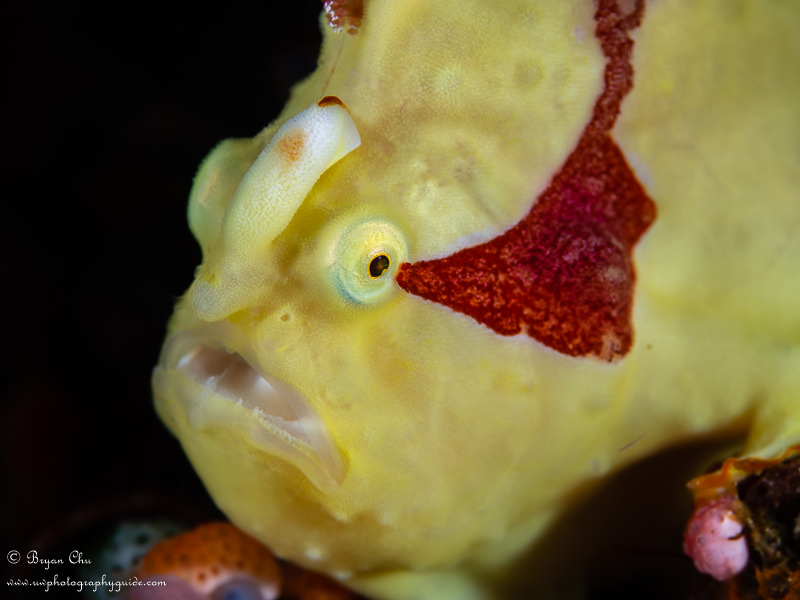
[326,219,408,305]
[368,254,391,278]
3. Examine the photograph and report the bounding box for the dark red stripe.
[396,0,655,361]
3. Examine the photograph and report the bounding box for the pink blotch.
[683,496,749,581]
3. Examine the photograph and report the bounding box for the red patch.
[323,0,364,35]
[277,130,306,163]
[317,95,348,110]
[396,0,655,361]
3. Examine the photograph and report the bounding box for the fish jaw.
[152,321,346,495]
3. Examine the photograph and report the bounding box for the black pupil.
[369,254,391,278]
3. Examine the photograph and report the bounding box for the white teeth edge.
[166,336,346,490]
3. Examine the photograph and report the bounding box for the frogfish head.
[152,7,611,585]
[152,92,556,586]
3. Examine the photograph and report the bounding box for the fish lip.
[153,323,346,494]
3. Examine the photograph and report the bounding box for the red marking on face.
[317,95,348,111]
[323,0,363,35]
[277,130,306,163]
[396,0,656,361]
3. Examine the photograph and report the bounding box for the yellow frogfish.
[152,0,800,598]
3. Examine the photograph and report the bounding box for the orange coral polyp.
[138,522,281,598]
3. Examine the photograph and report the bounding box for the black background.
[4,0,322,567]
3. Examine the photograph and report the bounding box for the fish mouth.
[153,325,345,493]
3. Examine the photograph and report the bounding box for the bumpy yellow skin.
[153,1,800,598]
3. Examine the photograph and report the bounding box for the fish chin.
[153,326,345,494]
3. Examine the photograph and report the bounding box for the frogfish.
[152,0,800,598]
